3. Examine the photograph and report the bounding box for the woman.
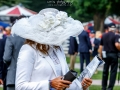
[12,8,92,90]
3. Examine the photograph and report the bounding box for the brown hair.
[25,39,49,54]
[25,39,59,54]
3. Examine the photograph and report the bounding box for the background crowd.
[68,23,120,90]
[0,0,120,90]
[0,16,120,90]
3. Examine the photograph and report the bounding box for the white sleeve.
[15,45,49,90]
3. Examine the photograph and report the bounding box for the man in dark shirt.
[99,23,119,90]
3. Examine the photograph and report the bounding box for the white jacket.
[15,44,82,90]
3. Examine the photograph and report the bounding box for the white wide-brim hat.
[11,8,84,45]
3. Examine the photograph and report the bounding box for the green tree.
[0,0,31,6]
[66,0,120,31]
[0,0,69,12]
[24,0,69,12]
[0,0,69,15]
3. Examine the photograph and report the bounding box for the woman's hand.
[81,78,92,90]
[50,76,72,90]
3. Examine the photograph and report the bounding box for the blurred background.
[0,0,120,31]
[0,0,120,54]
[0,0,120,90]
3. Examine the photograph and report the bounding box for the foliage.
[65,0,120,31]
[66,0,112,22]
[110,0,120,15]
[0,0,31,6]
[0,0,120,17]
[75,68,119,80]
[0,0,73,13]
[23,0,47,12]
[66,56,79,63]
[25,0,69,12]
[67,0,120,21]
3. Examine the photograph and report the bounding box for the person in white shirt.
[11,8,92,90]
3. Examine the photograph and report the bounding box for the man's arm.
[3,36,13,65]
[0,61,3,84]
[115,35,120,51]
[115,42,120,51]
[73,37,78,53]
[85,33,92,52]
[71,37,76,53]
[0,79,3,85]
[98,45,103,59]
[98,37,103,59]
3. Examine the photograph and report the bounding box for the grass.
[75,68,120,80]
[91,71,102,79]
[89,85,120,90]
[75,68,102,79]
[66,56,80,63]
[0,87,2,90]
[67,56,120,79]
[71,58,120,90]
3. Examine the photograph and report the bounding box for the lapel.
[54,47,66,75]
[36,45,59,77]
[45,53,58,77]
[45,46,66,77]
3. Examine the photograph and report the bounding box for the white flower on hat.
[38,13,55,31]
[56,11,67,22]
[44,12,55,24]
[37,11,67,32]
[38,21,48,29]
[38,12,61,31]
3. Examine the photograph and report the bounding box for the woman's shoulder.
[21,44,32,48]
[20,44,36,52]
[17,44,37,65]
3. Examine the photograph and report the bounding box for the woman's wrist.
[83,88,86,90]
[83,87,87,90]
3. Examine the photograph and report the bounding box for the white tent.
[104,18,112,24]
[0,5,37,16]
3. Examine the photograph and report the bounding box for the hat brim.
[11,11,84,45]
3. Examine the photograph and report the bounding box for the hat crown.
[39,8,59,15]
